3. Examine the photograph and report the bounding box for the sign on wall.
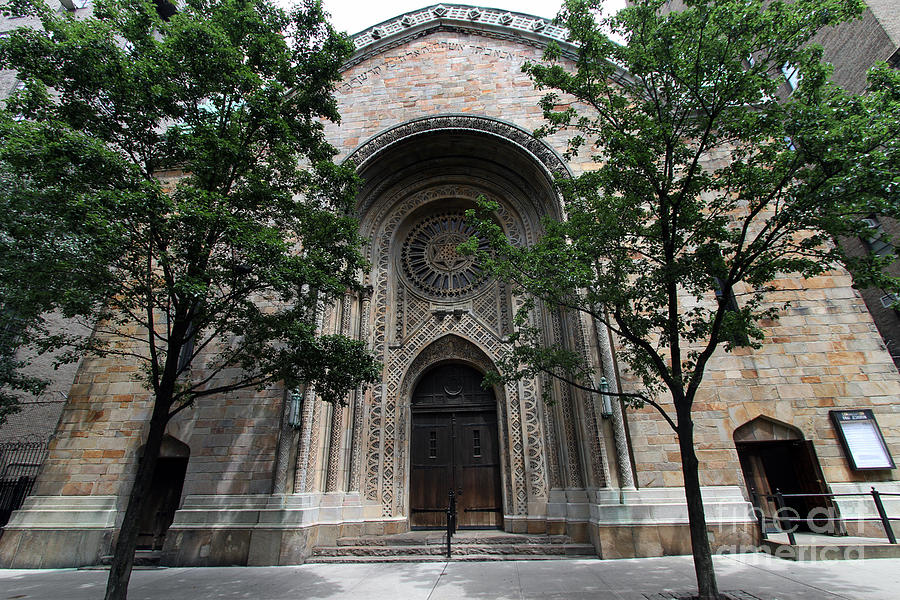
[830,410,896,470]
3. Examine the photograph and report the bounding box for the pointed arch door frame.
[409,362,503,529]
[399,335,515,527]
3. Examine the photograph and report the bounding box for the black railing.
[0,441,48,527]
[750,487,899,546]
[446,490,457,558]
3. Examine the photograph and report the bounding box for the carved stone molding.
[346,115,569,197]
[399,334,494,397]
[345,4,577,71]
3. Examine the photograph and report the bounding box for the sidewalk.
[2,553,900,599]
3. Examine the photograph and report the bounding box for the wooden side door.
[410,411,454,528]
[455,410,503,528]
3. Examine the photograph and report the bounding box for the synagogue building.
[1,4,898,566]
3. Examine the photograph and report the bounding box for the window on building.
[861,216,893,257]
[713,277,740,313]
[59,0,90,11]
[714,276,750,345]
[781,62,800,92]
[9,80,26,122]
[154,0,177,21]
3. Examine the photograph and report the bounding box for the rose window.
[401,212,490,297]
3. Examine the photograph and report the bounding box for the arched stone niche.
[400,334,496,398]
[350,115,569,237]
[352,115,608,523]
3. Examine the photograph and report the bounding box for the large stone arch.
[354,120,562,521]
[351,114,611,527]
[349,114,570,237]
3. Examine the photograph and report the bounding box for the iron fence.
[0,440,48,527]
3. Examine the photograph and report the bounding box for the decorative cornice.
[345,114,570,180]
[344,3,576,71]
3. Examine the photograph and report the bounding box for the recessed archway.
[733,417,837,533]
[136,434,190,550]
[349,114,595,522]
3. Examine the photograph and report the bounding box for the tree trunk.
[678,413,720,600]
[104,395,171,600]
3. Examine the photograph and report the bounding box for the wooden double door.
[410,364,503,529]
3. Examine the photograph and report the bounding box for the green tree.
[466,1,900,598]
[0,1,379,598]
[0,126,129,423]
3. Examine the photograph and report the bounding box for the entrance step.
[94,550,163,568]
[762,533,900,561]
[309,530,596,563]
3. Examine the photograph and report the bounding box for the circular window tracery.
[401,212,491,298]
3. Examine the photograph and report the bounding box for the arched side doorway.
[136,435,190,550]
[410,363,503,529]
[734,416,840,533]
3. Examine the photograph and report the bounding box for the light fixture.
[599,377,613,418]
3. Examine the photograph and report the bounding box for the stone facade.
[1,3,898,567]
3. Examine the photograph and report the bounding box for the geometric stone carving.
[401,211,489,298]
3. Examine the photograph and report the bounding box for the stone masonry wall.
[34,328,284,499]
[617,143,900,490]
[35,351,151,498]
[28,26,900,507]
[622,267,900,489]
[326,32,578,167]
[332,29,900,493]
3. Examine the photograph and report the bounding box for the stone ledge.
[2,495,117,530]
[589,486,756,526]
[170,493,391,529]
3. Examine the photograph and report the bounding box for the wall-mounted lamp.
[599,377,613,418]
[288,389,303,428]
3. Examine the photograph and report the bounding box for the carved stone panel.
[361,183,548,518]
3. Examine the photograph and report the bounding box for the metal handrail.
[750,486,897,545]
[445,490,457,558]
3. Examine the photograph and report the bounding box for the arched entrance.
[410,363,503,529]
[136,435,190,550]
[734,417,839,533]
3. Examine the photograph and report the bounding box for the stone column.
[595,317,634,488]
[549,309,583,489]
[325,293,354,493]
[576,312,611,488]
[347,286,372,492]
[293,296,326,493]
[271,389,298,494]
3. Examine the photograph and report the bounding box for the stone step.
[761,539,900,561]
[96,550,162,567]
[312,542,596,559]
[306,553,596,564]
[334,533,572,547]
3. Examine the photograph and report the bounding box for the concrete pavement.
[2,553,900,599]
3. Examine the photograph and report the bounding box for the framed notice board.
[830,409,896,470]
